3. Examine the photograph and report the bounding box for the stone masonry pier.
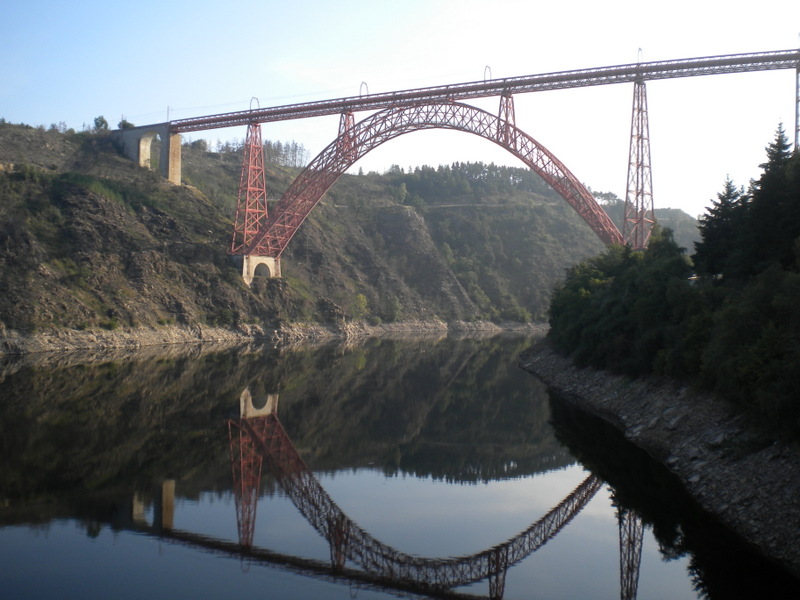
[113,124,181,184]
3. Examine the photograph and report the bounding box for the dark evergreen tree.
[758,123,793,175]
[694,126,799,280]
[692,178,749,277]
[547,125,800,436]
[748,124,800,272]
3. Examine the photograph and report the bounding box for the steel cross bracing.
[168,49,800,133]
[246,101,624,257]
[623,81,655,249]
[230,123,269,254]
[230,414,603,595]
[619,508,644,600]
[227,415,269,548]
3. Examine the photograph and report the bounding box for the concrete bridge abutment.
[241,255,281,285]
[113,124,182,184]
[240,388,280,418]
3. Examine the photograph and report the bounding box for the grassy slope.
[0,121,686,333]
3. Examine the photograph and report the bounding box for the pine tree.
[692,178,748,277]
[749,124,799,271]
[758,123,793,175]
[694,126,800,280]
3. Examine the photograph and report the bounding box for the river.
[0,333,797,599]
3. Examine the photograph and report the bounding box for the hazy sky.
[3,0,799,217]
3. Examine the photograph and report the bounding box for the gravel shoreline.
[519,339,800,578]
[0,320,545,355]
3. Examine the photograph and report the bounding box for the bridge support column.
[794,64,799,151]
[112,124,182,184]
[132,493,147,525]
[328,513,350,572]
[618,508,643,600]
[231,123,269,253]
[240,388,280,418]
[164,132,182,184]
[498,93,517,147]
[337,112,356,161]
[154,479,176,530]
[488,545,508,600]
[242,255,281,285]
[228,418,268,548]
[623,79,655,249]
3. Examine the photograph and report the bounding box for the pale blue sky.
[3,0,799,217]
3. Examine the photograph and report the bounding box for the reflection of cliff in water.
[548,394,800,599]
[0,334,570,510]
[275,335,570,481]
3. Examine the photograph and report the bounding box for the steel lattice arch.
[246,101,624,257]
[230,414,603,597]
[113,47,799,259]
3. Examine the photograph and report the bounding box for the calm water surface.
[0,334,797,599]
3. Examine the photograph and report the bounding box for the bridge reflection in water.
[227,388,644,600]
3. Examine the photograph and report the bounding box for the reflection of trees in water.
[549,395,800,599]
[0,335,658,599]
[275,336,573,480]
[0,335,571,501]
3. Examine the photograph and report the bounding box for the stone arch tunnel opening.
[252,262,272,279]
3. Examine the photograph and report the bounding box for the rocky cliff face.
[0,167,294,334]
[0,122,606,342]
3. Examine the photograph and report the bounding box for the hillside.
[597,195,700,252]
[0,121,693,343]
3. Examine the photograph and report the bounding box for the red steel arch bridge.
[113,48,800,281]
[115,406,642,600]
[226,400,644,600]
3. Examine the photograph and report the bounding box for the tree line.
[384,161,555,205]
[547,126,800,436]
[184,137,310,168]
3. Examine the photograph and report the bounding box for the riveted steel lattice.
[170,49,800,133]
[623,80,655,249]
[142,48,800,261]
[231,123,268,254]
[498,92,517,147]
[232,414,603,595]
[619,508,644,600]
[227,416,271,547]
[337,111,356,162]
[245,101,624,258]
